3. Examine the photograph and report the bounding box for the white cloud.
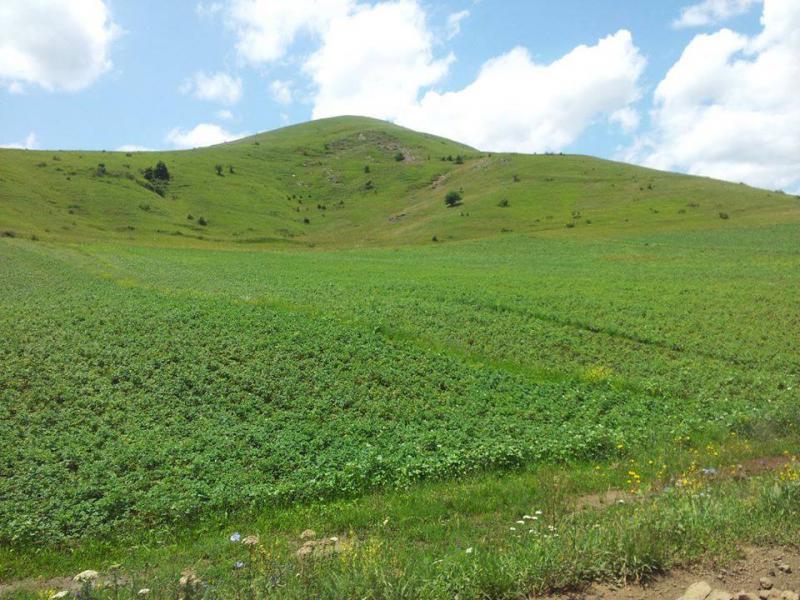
[220,1,645,154]
[610,108,641,134]
[226,0,354,64]
[398,31,646,153]
[0,0,119,92]
[307,0,453,121]
[270,79,293,105]
[445,10,470,40]
[673,0,761,28]
[216,109,234,120]
[181,71,243,104]
[0,132,37,149]
[166,123,249,149]
[633,0,800,191]
[116,144,154,152]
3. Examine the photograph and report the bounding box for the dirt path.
[540,547,800,600]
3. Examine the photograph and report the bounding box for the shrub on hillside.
[498,198,510,208]
[445,191,462,208]
[394,152,405,162]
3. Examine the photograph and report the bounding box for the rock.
[137,590,151,596]
[681,581,712,600]
[735,593,758,600]
[780,593,799,600]
[50,592,70,599]
[242,534,260,548]
[708,591,733,600]
[761,578,774,590]
[300,529,316,540]
[778,564,792,574]
[73,570,99,583]
[758,591,770,600]
[179,569,201,591]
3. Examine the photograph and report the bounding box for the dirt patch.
[540,547,800,600]
[0,576,74,597]
[735,456,791,478]
[573,489,635,511]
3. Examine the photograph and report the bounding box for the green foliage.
[445,190,462,207]
[497,198,510,208]
[394,151,405,162]
[215,164,224,176]
[154,161,170,181]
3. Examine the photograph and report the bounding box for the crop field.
[1,117,799,599]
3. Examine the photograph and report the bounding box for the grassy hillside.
[1,116,798,247]
[1,117,799,599]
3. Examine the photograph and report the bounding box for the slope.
[1,115,797,248]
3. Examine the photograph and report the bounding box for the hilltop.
[1,116,797,248]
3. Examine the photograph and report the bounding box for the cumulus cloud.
[0,0,119,92]
[306,1,453,120]
[226,0,354,64]
[0,132,37,149]
[398,31,646,152]
[217,109,234,120]
[633,0,800,191]
[221,0,644,153]
[673,0,761,28]
[181,71,243,104]
[270,79,293,105]
[166,123,249,148]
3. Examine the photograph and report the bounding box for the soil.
[540,547,800,600]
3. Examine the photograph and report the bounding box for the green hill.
[2,115,797,247]
[2,117,800,599]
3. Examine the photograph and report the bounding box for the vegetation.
[0,116,798,598]
[445,190,462,207]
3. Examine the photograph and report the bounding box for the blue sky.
[1,0,798,191]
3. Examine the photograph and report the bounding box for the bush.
[394,152,405,162]
[215,165,224,176]
[154,161,170,181]
[497,198,510,208]
[303,217,310,224]
[455,155,463,165]
[364,165,370,174]
[445,191,462,207]
[228,165,235,175]
[719,212,730,220]
[95,163,107,176]
[198,216,208,226]
[365,180,374,190]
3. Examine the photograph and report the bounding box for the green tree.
[445,191,462,207]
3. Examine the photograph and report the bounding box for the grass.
[1,116,799,598]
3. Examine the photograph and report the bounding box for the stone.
[73,570,99,583]
[735,593,758,600]
[708,591,733,600]
[780,593,799,600]
[778,564,792,574]
[761,578,774,590]
[300,529,316,540]
[681,581,712,600]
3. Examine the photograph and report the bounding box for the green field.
[1,117,799,598]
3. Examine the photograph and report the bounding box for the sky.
[1,0,798,192]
